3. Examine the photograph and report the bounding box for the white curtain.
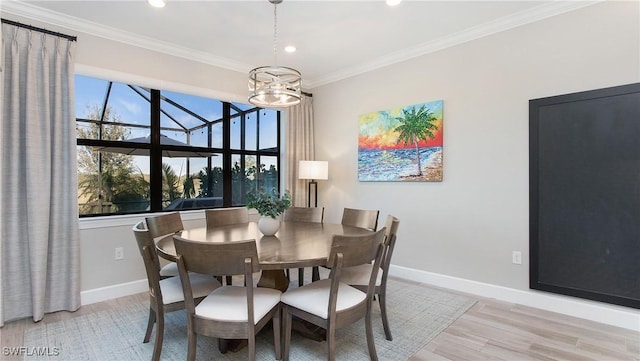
[285,95,315,207]
[0,22,80,326]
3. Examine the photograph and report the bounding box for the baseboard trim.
[80,279,148,306]
[389,265,639,332]
[79,267,639,332]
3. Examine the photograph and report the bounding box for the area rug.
[23,277,476,361]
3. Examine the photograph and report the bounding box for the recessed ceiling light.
[284,45,297,53]
[386,0,401,6]
[148,0,166,8]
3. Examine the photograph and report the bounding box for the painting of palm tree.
[358,100,443,182]
[394,105,439,176]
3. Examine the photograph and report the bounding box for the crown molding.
[2,0,601,89]
[0,0,252,74]
[306,1,602,88]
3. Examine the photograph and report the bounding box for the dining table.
[155,220,375,347]
[155,220,374,292]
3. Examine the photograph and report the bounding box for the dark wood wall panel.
[529,83,640,309]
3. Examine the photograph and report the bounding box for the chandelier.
[248,0,302,108]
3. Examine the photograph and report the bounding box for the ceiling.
[2,0,596,89]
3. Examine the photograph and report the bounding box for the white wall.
[313,1,639,329]
[74,32,248,104]
[3,1,638,330]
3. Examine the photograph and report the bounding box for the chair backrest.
[132,221,164,302]
[205,207,249,228]
[283,206,324,223]
[328,228,386,314]
[133,220,162,273]
[133,220,153,253]
[381,215,400,272]
[382,215,400,242]
[140,245,164,303]
[146,212,184,240]
[174,236,262,330]
[173,235,259,277]
[329,228,386,270]
[341,207,379,231]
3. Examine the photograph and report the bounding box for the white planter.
[258,216,280,236]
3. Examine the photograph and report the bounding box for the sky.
[75,74,278,175]
[358,100,443,150]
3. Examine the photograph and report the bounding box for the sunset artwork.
[358,100,443,182]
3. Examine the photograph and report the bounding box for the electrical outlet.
[512,251,522,265]
[115,247,124,260]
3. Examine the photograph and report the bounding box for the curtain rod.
[0,19,312,97]
[0,19,313,97]
[1,18,77,42]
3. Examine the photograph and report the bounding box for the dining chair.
[132,221,220,361]
[283,206,324,286]
[283,206,324,223]
[281,228,386,361]
[145,212,184,278]
[311,207,380,283]
[173,236,282,361]
[205,207,249,228]
[205,207,250,285]
[339,215,400,340]
[341,207,379,231]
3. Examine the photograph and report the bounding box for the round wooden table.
[156,221,373,291]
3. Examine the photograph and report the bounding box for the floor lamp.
[298,160,328,207]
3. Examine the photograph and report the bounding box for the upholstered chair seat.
[195,286,281,322]
[159,262,179,277]
[280,279,366,318]
[159,273,219,305]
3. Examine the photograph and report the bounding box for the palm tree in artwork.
[394,105,438,176]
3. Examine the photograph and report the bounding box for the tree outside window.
[75,75,281,216]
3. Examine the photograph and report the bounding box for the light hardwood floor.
[1,279,638,361]
[409,284,639,361]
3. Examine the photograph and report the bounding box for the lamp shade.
[298,160,328,180]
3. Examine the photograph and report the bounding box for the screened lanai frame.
[75,75,281,217]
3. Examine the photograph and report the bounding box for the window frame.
[76,76,281,217]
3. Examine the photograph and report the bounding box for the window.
[75,75,281,216]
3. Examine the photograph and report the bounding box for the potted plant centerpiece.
[246,189,292,236]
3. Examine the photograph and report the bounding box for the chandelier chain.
[247,0,301,108]
[273,2,278,65]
